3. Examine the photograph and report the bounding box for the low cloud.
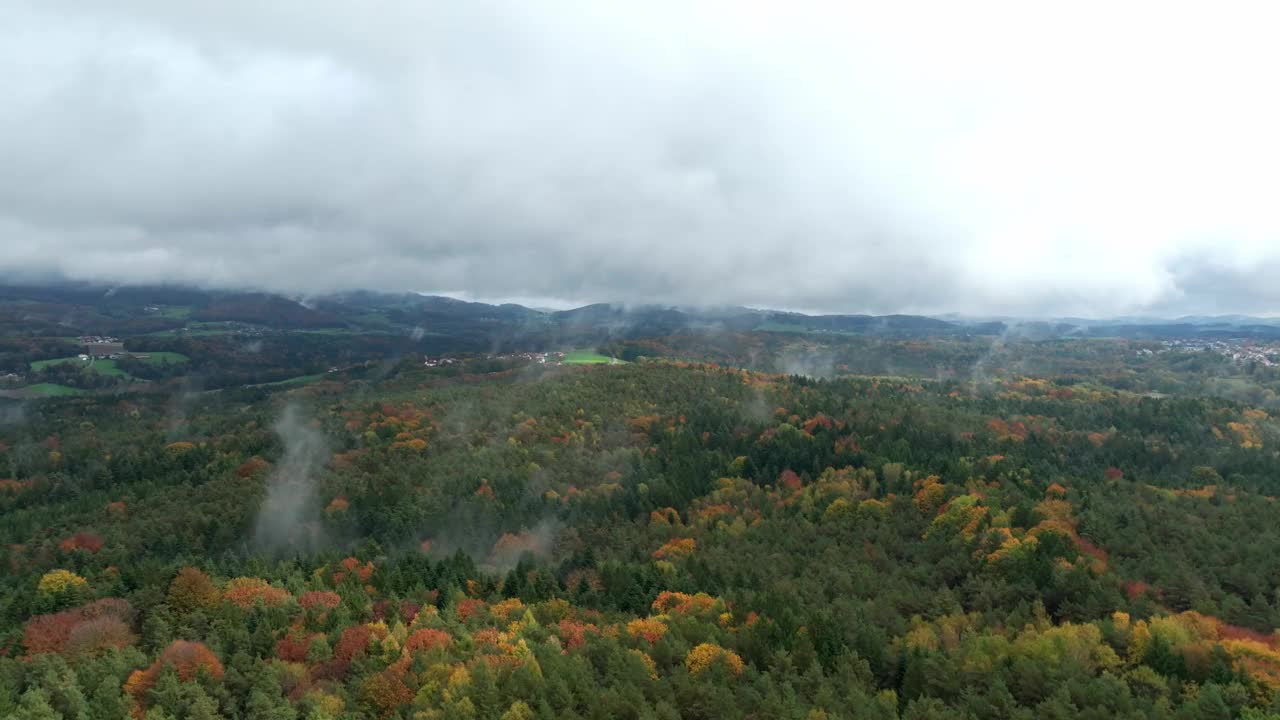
[0,402,26,426]
[2,2,1279,317]
[254,403,328,553]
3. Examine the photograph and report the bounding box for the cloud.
[1158,254,1280,317]
[254,403,328,553]
[1,1,1278,316]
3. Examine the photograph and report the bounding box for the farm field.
[29,357,129,377]
[245,372,328,388]
[561,350,619,364]
[22,382,86,397]
[136,351,189,364]
[154,305,192,319]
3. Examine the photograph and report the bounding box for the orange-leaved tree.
[168,567,221,613]
[125,640,224,713]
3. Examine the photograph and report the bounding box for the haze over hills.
[8,275,1280,719]
[5,281,1280,343]
[9,4,1280,718]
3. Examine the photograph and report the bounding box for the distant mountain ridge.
[3,280,1280,341]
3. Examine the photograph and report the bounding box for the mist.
[778,348,837,380]
[3,2,1280,317]
[0,402,26,426]
[485,520,560,573]
[254,403,329,553]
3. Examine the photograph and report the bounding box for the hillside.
[4,332,1280,717]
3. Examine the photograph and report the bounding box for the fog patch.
[969,330,1014,388]
[484,519,560,572]
[163,384,200,440]
[417,506,561,573]
[419,518,560,574]
[742,388,773,424]
[254,403,329,553]
[778,347,835,379]
[968,323,1048,388]
[0,402,27,426]
[440,397,502,448]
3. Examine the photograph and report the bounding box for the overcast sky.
[3,2,1279,317]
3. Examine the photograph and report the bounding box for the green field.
[354,311,394,328]
[244,372,328,389]
[146,321,247,337]
[24,383,86,397]
[293,328,372,336]
[754,321,858,336]
[275,373,326,386]
[137,351,189,364]
[29,357,79,371]
[754,321,811,333]
[561,350,620,365]
[151,305,192,319]
[30,357,129,377]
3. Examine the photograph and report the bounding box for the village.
[423,351,567,368]
[1140,338,1280,367]
[486,350,567,365]
[74,336,151,361]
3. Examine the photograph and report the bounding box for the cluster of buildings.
[423,351,567,368]
[487,351,566,365]
[80,344,125,359]
[1141,339,1280,367]
[76,351,149,362]
[73,336,152,361]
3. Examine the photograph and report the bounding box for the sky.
[2,1,1279,318]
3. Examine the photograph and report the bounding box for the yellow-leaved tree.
[38,569,88,595]
[685,643,745,676]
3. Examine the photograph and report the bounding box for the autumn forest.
[4,294,1280,719]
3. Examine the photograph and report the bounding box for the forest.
[3,336,1280,718]
[9,0,1280,714]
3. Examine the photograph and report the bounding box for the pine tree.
[143,614,174,653]
[1188,684,1233,720]
[245,668,297,720]
[186,690,225,720]
[88,681,130,720]
[501,701,536,720]
[146,666,188,719]
[13,689,62,720]
[470,661,502,720]
[442,697,479,720]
